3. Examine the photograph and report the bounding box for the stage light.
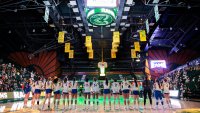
[43,0,50,6]
[78,23,83,26]
[82,34,86,36]
[120,22,125,26]
[124,7,130,11]
[89,29,93,32]
[86,0,117,8]
[72,8,79,13]
[110,29,115,31]
[111,23,116,26]
[70,0,77,6]
[76,16,81,20]
[73,24,78,28]
[125,24,130,27]
[122,16,128,19]
[126,0,133,5]
[150,60,167,68]
[136,58,140,62]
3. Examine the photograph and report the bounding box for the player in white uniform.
[62,78,70,110]
[163,78,172,108]
[71,77,78,109]
[30,79,35,107]
[121,77,131,110]
[111,79,120,109]
[34,76,43,109]
[154,79,164,109]
[53,78,62,110]
[103,77,111,110]
[91,77,100,109]
[83,78,91,110]
[131,77,140,110]
[42,77,53,110]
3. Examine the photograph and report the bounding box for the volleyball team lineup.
[23,76,172,111]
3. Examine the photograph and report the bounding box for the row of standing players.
[23,76,172,111]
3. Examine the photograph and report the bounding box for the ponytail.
[105,78,108,86]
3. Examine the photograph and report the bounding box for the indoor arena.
[0,0,200,113]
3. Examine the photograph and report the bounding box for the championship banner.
[58,31,65,43]
[113,31,120,36]
[131,49,137,58]
[85,36,91,43]
[111,51,116,58]
[69,50,74,59]
[85,42,92,47]
[113,35,120,44]
[134,41,140,52]
[112,42,119,48]
[111,48,118,52]
[65,43,70,53]
[87,46,93,53]
[88,50,93,59]
[139,30,147,42]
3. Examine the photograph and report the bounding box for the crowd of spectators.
[0,63,39,92]
[165,60,200,99]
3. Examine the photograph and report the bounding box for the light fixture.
[32,29,35,32]
[122,16,128,19]
[43,0,51,6]
[88,23,92,26]
[125,24,130,27]
[72,8,79,13]
[126,0,133,4]
[136,58,140,62]
[122,27,126,31]
[78,28,82,31]
[124,7,130,11]
[76,16,81,20]
[73,24,78,28]
[82,34,86,36]
[49,24,55,27]
[106,25,111,27]
[195,27,198,31]
[70,0,77,6]
[110,29,115,31]
[8,30,11,34]
[89,29,93,32]
[120,22,125,26]
[120,33,123,35]
[111,23,116,26]
[78,23,83,26]
[133,34,137,37]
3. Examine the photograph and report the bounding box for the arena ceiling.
[0,0,200,74]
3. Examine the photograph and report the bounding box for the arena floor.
[0,98,200,113]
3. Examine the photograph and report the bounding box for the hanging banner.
[85,42,92,48]
[139,30,147,42]
[131,49,136,58]
[113,35,120,44]
[111,51,116,58]
[85,36,91,43]
[134,41,140,52]
[111,48,118,52]
[69,50,74,59]
[89,50,93,59]
[65,43,70,53]
[112,42,119,48]
[87,46,93,53]
[58,31,65,43]
[113,31,120,36]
